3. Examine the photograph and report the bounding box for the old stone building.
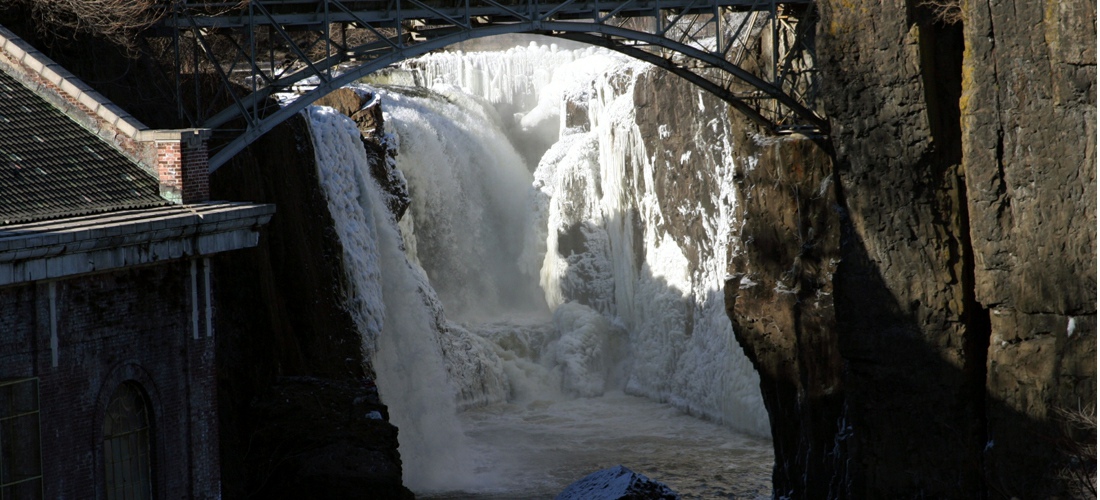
[0,25,273,498]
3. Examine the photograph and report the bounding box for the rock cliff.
[724,134,848,496]
[960,0,1096,495]
[725,0,1095,497]
[210,112,413,499]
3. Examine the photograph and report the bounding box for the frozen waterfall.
[307,36,771,497]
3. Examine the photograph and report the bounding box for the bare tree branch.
[919,0,963,25]
[1054,404,1097,499]
[6,0,167,51]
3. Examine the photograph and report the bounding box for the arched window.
[102,382,153,500]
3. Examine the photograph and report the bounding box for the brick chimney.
[151,129,212,204]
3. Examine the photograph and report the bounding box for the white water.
[307,105,478,490]
[308,35,771,497]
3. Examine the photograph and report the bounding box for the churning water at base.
[427,393,773,499]
[307,35,773,497]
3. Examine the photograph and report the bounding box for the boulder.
[555,465,680,500]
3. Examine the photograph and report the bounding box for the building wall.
[0,259,219,499]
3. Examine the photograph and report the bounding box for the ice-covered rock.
[555,465,680,500]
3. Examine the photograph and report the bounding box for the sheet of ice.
[304,106,386,351]
[549,302,628,398]
[521,51,768,436]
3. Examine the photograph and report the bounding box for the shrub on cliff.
[1055,404,1097,499]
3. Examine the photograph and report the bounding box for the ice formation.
[307,35,772,494]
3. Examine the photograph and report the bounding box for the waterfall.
[375,85,546,322]
[306,35,771,496]
[394,40,768,435]
[306,105,474,492]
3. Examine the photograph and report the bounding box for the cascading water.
[306,105,476,491]
[307,36,773,498]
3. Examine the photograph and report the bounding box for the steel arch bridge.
[159,0,826,171]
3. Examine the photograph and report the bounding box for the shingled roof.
[0,69,167,225]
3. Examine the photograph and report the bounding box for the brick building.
[0,25,274,498]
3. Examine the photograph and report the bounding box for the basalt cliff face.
[724,134,847,496]
[726,0,1095,497]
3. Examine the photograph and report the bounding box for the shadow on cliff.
[723,5,1097,495]
[209,114,414,500]
[833,197,1094,499]
[728,131,1096,498]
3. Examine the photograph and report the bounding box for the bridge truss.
[158,0,826,171]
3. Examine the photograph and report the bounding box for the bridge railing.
[168,0,810,25]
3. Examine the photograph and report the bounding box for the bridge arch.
[162,0,826,170]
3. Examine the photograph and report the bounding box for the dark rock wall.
[819,1,988,496]
[728,0,1095,497]
[210,114,412,499]
[724,135,847,497]
[961,0,1097,495]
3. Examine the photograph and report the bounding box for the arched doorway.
[102,381,154,500]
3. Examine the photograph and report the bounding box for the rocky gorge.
[2,0,1093,497]
[204,3,1095,495]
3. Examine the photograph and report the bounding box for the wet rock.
[555,465,680,500]
[316,88,410,220]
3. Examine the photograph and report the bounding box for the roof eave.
[0,201,275,286]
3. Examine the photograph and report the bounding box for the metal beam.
[165,0,812,27]
[161,0,826,170]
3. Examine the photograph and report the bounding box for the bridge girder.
[160,0,826,171]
